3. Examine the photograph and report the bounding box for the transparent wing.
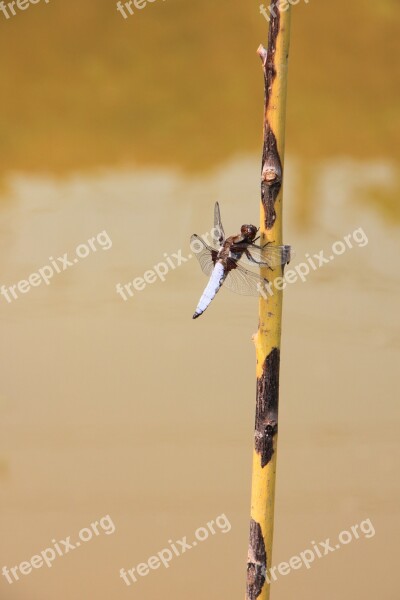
[234,244,293,269]
[223,260,269,297]
[213,202,225,246]
[191,234,272,297]
[190,234,218,277]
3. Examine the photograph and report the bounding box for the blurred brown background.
[0,1,399,599]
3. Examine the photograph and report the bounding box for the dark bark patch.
[261,128,282,230]
[246,519,267,600]
[260,0,283,231]
[264,0,280,112]
[255,347,280,467]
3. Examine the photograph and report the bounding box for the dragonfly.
[191,202,292,319]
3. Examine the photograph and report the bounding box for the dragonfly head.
[240,224,258,241]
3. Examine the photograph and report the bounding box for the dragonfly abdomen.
[193,262,225,319]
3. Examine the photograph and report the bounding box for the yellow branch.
[246,3,291,600]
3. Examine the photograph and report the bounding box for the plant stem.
[246,3,292,600]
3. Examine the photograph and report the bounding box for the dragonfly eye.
[241,224,258,240]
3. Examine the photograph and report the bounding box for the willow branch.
[246,3,292,600]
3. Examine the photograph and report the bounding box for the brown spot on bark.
[246,519,267,600]
[261,129,282,230]
[263,2,280,113]
[255,347,280,467]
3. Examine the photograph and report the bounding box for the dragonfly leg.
[248,241,276,250]
[245,249,274,271]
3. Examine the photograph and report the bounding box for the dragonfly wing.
[236,244,293,269]
[213,202,225,246]
[190,234,218,277]
[223,259,269,296]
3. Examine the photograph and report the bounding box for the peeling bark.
[258,3,283,231]
[255,348,280,467]
[261,129,282,230]
[246,519,267,600]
